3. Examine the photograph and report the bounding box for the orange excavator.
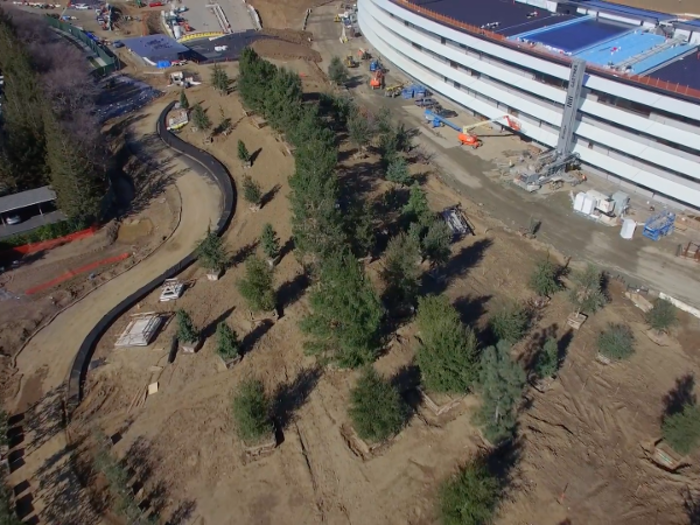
[457,115,521,148]
[369,69,385,90]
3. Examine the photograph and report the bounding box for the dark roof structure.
[122,35,190,63]
[0,186,56,214]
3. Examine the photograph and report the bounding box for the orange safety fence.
[25,252,131,295]
[1,225,99,258]
[393,0,700,101]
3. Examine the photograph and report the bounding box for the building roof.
[570,0,675,22]
[121,35,190,63]
[0,186,56,214]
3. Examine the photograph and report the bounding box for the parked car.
[5,215,21,225]
[415,97,437,108]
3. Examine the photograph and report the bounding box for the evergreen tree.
[237,139,251,163]
[242,175,263,206]
[533,337,559,379]
[237,255,276,312]
[476,340,526,445]
[176,309,199,344]
[529,256,563,297]
[191,103,211,131]
[260,223,280,261]
[264,67,303,131]
[232,378,272,443]
[439,457,500,525]
[415,295,480,393]
[345,199,376,258]
[238,47,277,114]
[569,264,607,315]
[179,89,189,110]
[381,231,422,308]
[385,156,412,186]
[403,182,433,227]
[597,323,634,360]
[328,56,349,85]
[646,298,678,334]
[195,226,227,273]
[216,321,240,360]
[662,403,700,455]
[490,303,530,344]
[301,249,384,367]
[349,367,407,442]
[347,108,373,153]
[210,64,230,94]
[421,219,452,267]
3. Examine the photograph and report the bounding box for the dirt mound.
[261,28,314,46]
[251,38,322,62]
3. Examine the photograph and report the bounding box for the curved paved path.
[7,100,223,524]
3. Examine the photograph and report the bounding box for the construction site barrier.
[390,0,700,102]
[0,225,97,258]
[177,31,224,43]
[65,101,236,415]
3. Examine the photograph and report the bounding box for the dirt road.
[6,100,222,524]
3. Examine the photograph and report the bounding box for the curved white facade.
[358,0,700,210]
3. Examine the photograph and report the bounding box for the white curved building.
[357,0,700,211]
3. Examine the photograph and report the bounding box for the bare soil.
[68,82,700,525]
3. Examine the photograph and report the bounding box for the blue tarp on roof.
[122,35,190,63]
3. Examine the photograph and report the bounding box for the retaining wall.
[65,101,236,414]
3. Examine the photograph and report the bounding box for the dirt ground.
[61,81,700,525]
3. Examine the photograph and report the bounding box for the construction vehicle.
[384,83,403,97]
[415,97,437,108]
[344,55,358,68]
[643,211,675,241]
[369,69,384,89]
[357,48,371,60]
[369,59,382,72]
[457,115,521,147]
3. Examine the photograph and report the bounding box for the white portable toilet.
[581,194,596,215]
[620,218,636,239]
[573,192,585,212]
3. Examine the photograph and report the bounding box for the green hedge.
[0,219,89,250]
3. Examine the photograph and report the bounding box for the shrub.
[237,255,276,312]
[598,323,634,360]
[439,457,500,525]
[529,256,563,297]
[232,378,272,443]
[176,309,199,344]
[0,218,88,250]
[216,322,240,360]
[646,298,678,334]
[490,303,530,344]
[349,367,407,443]
[415,295,480,394]
[533,337,559,379]
[662,404,700,455]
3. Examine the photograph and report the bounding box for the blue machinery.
[424,109,461,131]
[401,84,426,99]
[642,211,676,241]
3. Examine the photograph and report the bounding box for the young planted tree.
[195,227,227,275]
[529,256,563,297]
[216,321,240,361]
[381,231,422,308]
[328,55,349,85]
[301,249,384,368]
[598,323,634,360]
[476,340,526,445]
[261,223,281,262]
[569,264,607,315]
[210,64,230,94]
[646,298,678,334]
[662,403,700,455]
[264,67,304,131]
[415,295,480,393]
[238,47,277,115]
[403,182,433,227]
[179,89,190,110]
[232,378,273,443]
[422,219,452,268]
[490,303,530,344]
[439,457,500,525]
[176,309,199,345]
[237,139,251,164]
[346,199,376,259]
[237,255,276,312]
[533,337,559,379]
[191,103,211,131]
[349,367,407,442]
[242,175,263,207]
[385,156,412,186]
[347,108,373,154]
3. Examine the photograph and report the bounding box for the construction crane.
[457,115,520,148]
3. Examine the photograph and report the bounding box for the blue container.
[401,88,414,99]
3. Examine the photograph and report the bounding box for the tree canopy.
[349,367,407,443]
[439,457,501,525]
[176,309,199,344]
[328,56,349,85]
[569,264,607,315]
[237,255,276,312]
[232,378,272,443]
[216,322,240,361]
[381,231,422,308]
[195,227,227,272]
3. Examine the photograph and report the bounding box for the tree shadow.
[277,272,310,316]
[391,363,423,415]
[241,319,274,355]
[250,147,262,165]
[228,241,258,267]
[166,499,197,525]
[663,374,696,419]
[273,366,322,430]
[22,384,67,454]
[260,183,281,208]
[685,488,700,525]
[279,237,295,262]
[420,238,493,295]
[485,435,523,496]
[557,329,574,369]
[453,294,491,328]
[201,307,235,340]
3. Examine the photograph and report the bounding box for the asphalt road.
[308,6,700,310]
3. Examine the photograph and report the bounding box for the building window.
[454,81,461,89]
[459,43,467,50]
[533,72,567,89]
[412,42,422,51]
[441,37,446,45]
[449,60,458,69]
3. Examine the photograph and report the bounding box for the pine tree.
[232,378,272,443]
[345,199,376,258]
[328,56,349,85]
[347,108,373,154]
[301,249,384,368]
[403,182,433,227]
[421,219,452,267]
[237,139,251,163]
[237,255,276,312]
[385,156,412,186]
[439,457,500,525]
[216,322,240,360]
[662,403,700,455]
[179,89,190,110]
[476,340,526,445]
[238,48,277,114]
[264,67,303,132]
[534,337,559,379]
[381,231,422,308]
[490,303,530,344]
[191,103,211,131]
[261,223,280,261]
[210,64,230,94]
[529,256,563,297]
[415,295,480,393]
[195,226,227,273]
[176,309,199,344]
[242,175,263,206]
[349,367,407,442]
